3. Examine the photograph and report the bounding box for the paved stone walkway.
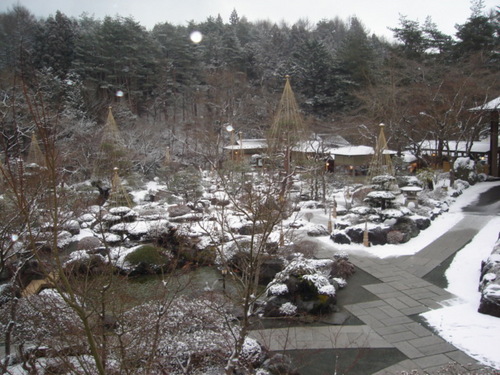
[250,214,496,374]
[250,324,392,351]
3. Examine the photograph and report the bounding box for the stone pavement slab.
[249,325,393,351]
[256,207,498,374]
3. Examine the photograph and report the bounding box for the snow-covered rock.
[63,220,81,235]
[109,206,133,216]
[479,239,500,318]
[110,219,171,240]
[76,236,102,251]
[349,205,374,216]
[330,230,351,244]
[306,223,330,237]
[380,208,405,220]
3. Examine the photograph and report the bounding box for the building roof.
[316,134,351,148]
[223,137,399,159]
[418,139,493,154]
[329,145,396,156]
[329,145,374,156]
[292,140,324,153]
[224,139,267,151]
[469,97,500,111]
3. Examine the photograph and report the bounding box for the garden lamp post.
[226,124,235,160]
[221,268,228,291]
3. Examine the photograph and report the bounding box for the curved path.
[250,183,500,374]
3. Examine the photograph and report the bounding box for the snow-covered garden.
[1,152,500,373]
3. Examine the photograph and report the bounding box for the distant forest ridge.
[0,3,498,178]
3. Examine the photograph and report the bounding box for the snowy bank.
[422,216,500,370]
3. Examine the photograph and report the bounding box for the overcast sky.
[2,0,499,39]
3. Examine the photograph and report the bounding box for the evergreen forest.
[0,2,499,179]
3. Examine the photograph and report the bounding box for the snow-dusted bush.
[240,337,263,365]
[274,255,334,280]
[279,302,297,316]
[417,168,437,190]
[267,282,288,296]
[453,179,470,192]
[121,295,235,373]
[0,289,83,350]
[124,244,172,271]
[331,257,355,279]
[262,254,339,316]
[302,273,336,296]
[453,157,478,185]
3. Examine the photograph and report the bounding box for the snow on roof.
[224,137,399,157]
[469,96,500,111]
[328,145,396,156]
[329,145,374,156]
[418,139,492,153]
[224,139,267,150]
[317,134,351,147]
[402,151,418,163]
[292,140,325,153]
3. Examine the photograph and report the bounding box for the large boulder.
[259,258,285,285]
[410,215,432,230]
[168,204,192,218]
[392,216,420,239]
[110,219,171,241]
[330,230,351,245]
[345,226,364,243]
[387,230,407,244]
[307,224,330,237]
[345,224,390,245]
[76,236,103,251]
[63,220,81,235]
[64,251,108,276]
[479,240,500,318]
[368,226,390,246]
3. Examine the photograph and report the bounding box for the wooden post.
[363,221,369,247]
[327,204,333,233]
[490,110,499,177]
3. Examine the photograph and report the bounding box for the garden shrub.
[331,258,356,278]
[453,157,478,185]
[125,245,171,272]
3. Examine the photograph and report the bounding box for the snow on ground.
[422,216,500,370]
[69,179,500,369]
[309,181,500,259]
[317,212,465,259]
[302,180,500,370]
[130,179,167,204]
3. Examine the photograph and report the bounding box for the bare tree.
[196,159,298,374]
